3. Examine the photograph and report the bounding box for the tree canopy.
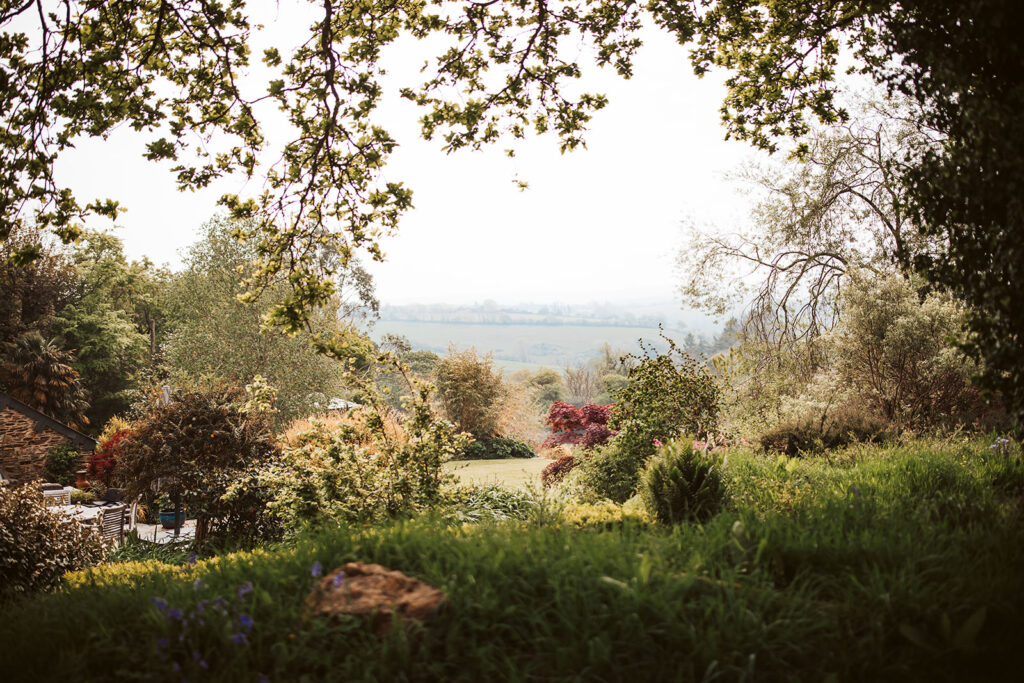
[3,1,1022,423]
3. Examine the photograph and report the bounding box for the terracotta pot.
[75,469,89,489]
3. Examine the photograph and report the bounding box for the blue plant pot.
[159,509,186,529]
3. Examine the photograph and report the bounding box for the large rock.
[305,562,446,635]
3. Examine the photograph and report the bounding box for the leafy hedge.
[0,482,105,603]
[459,437,535,460]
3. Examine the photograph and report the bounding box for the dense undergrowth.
[1,438,1021,682]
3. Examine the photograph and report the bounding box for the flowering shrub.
[87,428,130,485]
[0,482,105,602]
[541,401,615,450]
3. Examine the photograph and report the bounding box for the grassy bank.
[1,438,1021,682]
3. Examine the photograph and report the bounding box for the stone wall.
[0,407,89,483]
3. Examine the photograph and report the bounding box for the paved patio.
[134,519,197,543]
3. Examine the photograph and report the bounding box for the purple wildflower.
[188,552,198,565]
[311,561,323,578]
[168,607,184,620]
[151,597,168,611]
[333,571,345,588]
[231,632,248,645]
[237,582,254,601]
[156,638,168,649]
[239,614,254,632]
[193,579,203,590]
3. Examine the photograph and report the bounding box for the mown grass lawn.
[1,439,1021,682]
[444,457,548,489]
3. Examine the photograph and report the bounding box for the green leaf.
[951,607,986,652]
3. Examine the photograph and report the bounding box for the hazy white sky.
[53,6,758,306]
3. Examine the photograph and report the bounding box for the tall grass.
[1,437,1020,682]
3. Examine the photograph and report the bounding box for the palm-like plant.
[0,331,90,428]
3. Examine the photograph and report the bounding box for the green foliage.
[612,334,720,448]
[437,484,537,523]
[260,397,467,534]
[572,442,642,504]
[0,224,78,351]
[459,437,535,461]
[0,331,90,428]
[117,385,282,545]
[578,334,721,502]
[51,302,147,428]
[831,270,983,429]
[434,345,508,440]
[165,217,376,425]
[70,489,97,504]
[869,1,1024,431]
[758,409,893,456]
[373,335,440,409]
[43,442,81,486]
[3,0,1021,435]
[639,440,724,524]
[561,501,650,530]
[0,482,105,603]
[528,368,565,403]
[3,437,1023,680]
[51,230,162,428]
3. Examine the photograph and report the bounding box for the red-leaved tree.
[541,401,615,450]
[87,429,130,486]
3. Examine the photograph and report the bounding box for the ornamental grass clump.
[639,440,724,524]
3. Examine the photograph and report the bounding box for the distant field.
[444,458,548,489]
[374,320,683,367]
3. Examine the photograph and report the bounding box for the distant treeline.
[379,302,686,330]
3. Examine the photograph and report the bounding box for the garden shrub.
[759,407,894,455]
[575,335,722,503]
[562,501,649,529]
[87,428,130,485]
[830,270,983,430]
[573,442,644,503]
[542,454,578,487]
[460,436,535,460]
[259,396,467,533]
[639,440,724,524]
[541,401,614,450]
[0,482,105,602]
[43,442,81,485]
[434,345,507,439]
[117,385,282,546]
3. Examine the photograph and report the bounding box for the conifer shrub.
[639,440,724,524]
